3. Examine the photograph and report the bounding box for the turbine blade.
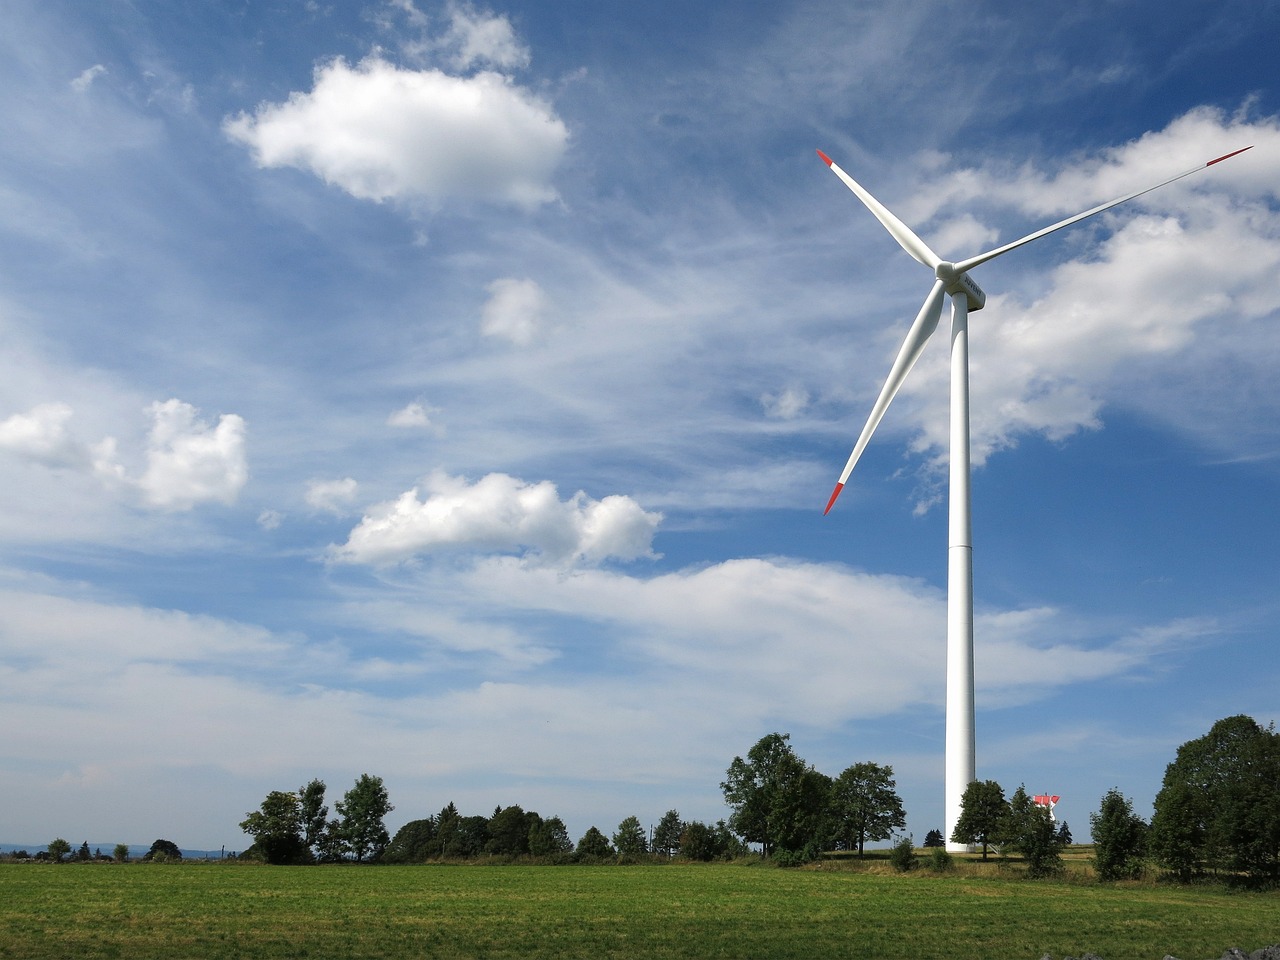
[954,146,1253,274]
[825,278,947,514]
[818,150,942,269]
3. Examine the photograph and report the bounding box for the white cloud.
[439,3,531,71]
[332,471,662,566]
[306,477,359,514]
[223,55,567,209]
[133,400,248,510]
[480,276,545,344]
[257,509,284,530]
[0,402,89,468]
[388,402,435,428]
[457,555,1204,723]
[0,399,247,512]
[70,64,106,93]
[761,386,809,420]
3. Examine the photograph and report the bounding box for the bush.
[889,837,918,872]
[771,848,811,868]
[928,847,954,872]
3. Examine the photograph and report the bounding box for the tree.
[528,816,573,858]
[240,792,310,864]
[1150,715,1280,882]
[613,815,648,858]
[950,780,1008,860]
[1002,785,1062,878]
[47,838,71,862]
[1090,788,1147,881]
[575,826,614,861]
[1056,821,1073,846]
[487,805,536,857]
[722,733,830,858]
[923,829,946,848]
[830,762,907,856]
[77,841,91,862]
[335,774,394,863]
[144,839,184,862]
[678,821,716,861]
[113,843,130,863]
[383,818,438,864]
[298,779,329,854]
[652,810,685,858]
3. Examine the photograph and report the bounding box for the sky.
[1,0,1278,852]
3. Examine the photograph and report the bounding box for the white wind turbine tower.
[816,143,1251,852]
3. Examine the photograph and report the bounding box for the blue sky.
[1,0,1277,850]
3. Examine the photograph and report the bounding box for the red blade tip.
[823,482,844,515]
[1206,146,1252,166]
[816,148,833,166]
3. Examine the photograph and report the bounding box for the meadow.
[1,859,1277,960]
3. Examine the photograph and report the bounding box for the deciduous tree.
[383,818,438,864]
[722,733,830,858]
[240,792,310,864]
[950,779,1007,860]
[298,779,329,854]
[486,805,536,857]
[574,826,614,861]
[528,816,573,858]
[1001,785,1062,878]
[1150,715,1280,882]
[1090,788,1147,881]
[335,774,394,863]
[830,762,907,856]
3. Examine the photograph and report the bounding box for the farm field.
[1,861,1276,960]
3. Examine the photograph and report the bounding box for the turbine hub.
[936,261,986,312]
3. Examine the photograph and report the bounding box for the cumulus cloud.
[306,477,359,514]
[388,402,436,428]
[480,277,546,344]
[223,55,567,209]
[332,471,662,566]
[0,400,246,511]
[0,403,89,468]
[133,400,248,510]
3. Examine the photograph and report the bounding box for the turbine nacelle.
[935,261,986,311]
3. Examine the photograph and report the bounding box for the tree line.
[20,713,1273,884]
[234,715,1279,882]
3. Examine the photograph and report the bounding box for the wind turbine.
[816,143,1251,852]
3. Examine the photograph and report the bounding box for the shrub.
[889,837,918,872]
[928,847,954,872]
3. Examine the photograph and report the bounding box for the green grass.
[1,861,1276,959]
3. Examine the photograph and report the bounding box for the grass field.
[1,860,1276,959]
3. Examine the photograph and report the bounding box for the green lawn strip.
[1,862,1275,960]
